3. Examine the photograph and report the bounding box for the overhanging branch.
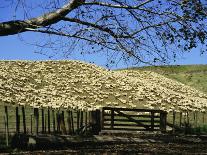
[0,0,84,36]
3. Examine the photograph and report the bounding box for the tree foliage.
[0,0,207,65]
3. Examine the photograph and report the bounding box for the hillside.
[126,65,207,93]
[0,61,207,112]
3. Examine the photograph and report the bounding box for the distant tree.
[0,0,207,65]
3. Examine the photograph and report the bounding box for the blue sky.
[0,0,207,69]
[0,32,207,69]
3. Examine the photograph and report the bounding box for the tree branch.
[83,0,153,9]
[62,17,129,38]
[0,0,84,36]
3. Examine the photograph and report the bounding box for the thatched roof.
[0,60,207,112]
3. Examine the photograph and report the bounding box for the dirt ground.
[1,133,207,154]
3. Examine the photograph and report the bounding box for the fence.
[167,110,207,134]
[101,107,167,132]
[0,105,101,147]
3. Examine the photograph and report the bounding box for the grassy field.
[124,64,207,94]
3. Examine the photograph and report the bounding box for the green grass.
[124,64,207,93]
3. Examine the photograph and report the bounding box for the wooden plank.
[103,123,160,128]
[102,127,160,131]
[30,114,33,134]
[103,113,160,118]
[104,118,160,123]
[102,107,164,113]
[67,111,72,134]
[172,110,176,133]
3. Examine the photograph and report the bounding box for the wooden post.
[60,111,66,134]
[71,111,74,134]
[77,110,80,130]
[4,106,9,147]
[91,109,101,135]
[85,111,88,131]
[56,111,60,133]
[16,107,20,133]
[34,108,39,135]
[151,111,154,130]
[30,114,33,134]
[48,108,50,133]
[41,109,45,133]
[45,113,47,133]
[173,110,176,133]
[160,111,167,133]
[52,110,56,133]
[22,106,26,134]
[111,109,114,130]
[80,111,83,128]
[179,112,182,128]
[101,108,105,130]
[67,111,72,134]
[203,112,205,124]
[195,111,198,128]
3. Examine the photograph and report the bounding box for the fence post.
[160,111,167,133]
[30,114,33,134]
[67,111,72,134]
[52,109,56,133]
[91,109,101,135]
[16,106,20,133]
[48,108,50,133]
[34,108,39,135]
[22,106,26,134]
[4,106,9,147]
[111,109,114,130]
[41,109,45,133]
[179,112,182,128]
[151,111,154,130]
[173,110,176,134]
[101,108,105,130]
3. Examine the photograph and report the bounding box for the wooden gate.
[101,107,167,132]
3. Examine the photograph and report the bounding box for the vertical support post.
[16,107,20,133]
[111,109,114,130]
[56,111,61,133]
[48,108,50,134]
[67,111,72,134]
[160,111,167,133]
[151,111,154,131]
[45,113,47,133]
[52,109,56,133]
[60,111,66,134]
[4,106,9,147]
[179,112,182,128]
[34,108,39,135]
[22,106,26,134]
[41,108,45,133]
[30,114,33,134]
[80,111,83,128]
[77,110,80,131]
[71,111,74,134]
[173,110,176,134]
[203,112,205,124]
[85,111,88,132]
[101,108,105,130]
[91,109,101,135]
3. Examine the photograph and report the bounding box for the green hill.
[126,64,207,94]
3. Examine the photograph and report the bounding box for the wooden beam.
[16,107,20,133]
